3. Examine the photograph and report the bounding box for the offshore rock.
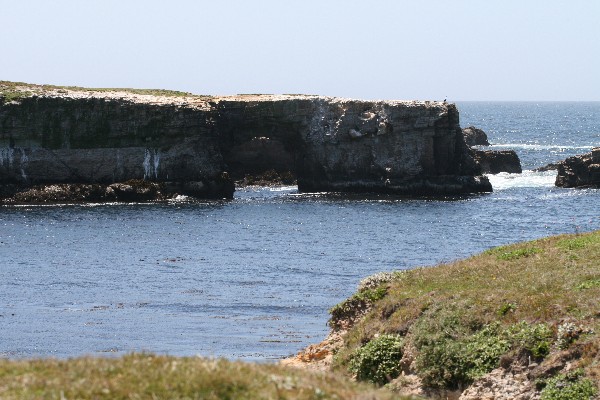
[462,126,490,146]
[474,149,522,174]
[555,148,600,188]
[2,180,167,204]
[1,83,491,200]
[533,161,563,172]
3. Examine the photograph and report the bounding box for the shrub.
[463,324,511,380]
[348,334,404,385]
[0,89,31,104]
[414,317,553,389]
[497,302,517,316]
[415,321,510,388]
[540,369,597,400]
[506,321,552,358]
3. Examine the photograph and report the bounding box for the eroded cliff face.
[0,89,231,198]
[214,96,489,195]
[0,84,491,200]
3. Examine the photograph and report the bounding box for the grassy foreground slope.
[329,230,600,397]
[0,354,408,400]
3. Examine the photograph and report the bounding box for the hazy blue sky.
[2,0,599,101]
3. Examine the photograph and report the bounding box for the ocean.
[1,102,598,360]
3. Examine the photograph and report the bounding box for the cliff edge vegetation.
[0,80,202,104]
[288,230,600,399]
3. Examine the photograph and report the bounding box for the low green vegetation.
[0,89,31,104]
[0,354,404,400]
[413,318,508,388]
[331,231,600,394]
[539,369,597,400]
[348,334,404,385]
[411,318,552,389]
[577,278,600,290]
[558,233,600,250]
[0,81,32,104]
[486,245,541,260]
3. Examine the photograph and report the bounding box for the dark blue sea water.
[1,102,599,361]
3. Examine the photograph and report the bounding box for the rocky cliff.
[0,82,491,200]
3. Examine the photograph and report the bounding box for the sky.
[2,0,599,101]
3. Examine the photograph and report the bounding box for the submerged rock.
[474,149,522,174]
[555,148,600,188]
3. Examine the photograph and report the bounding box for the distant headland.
[1,81,494,202]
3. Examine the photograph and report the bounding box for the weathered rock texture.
[461,126,490,146]
[555,148,600,188]
[474,149,522,174]
[1,84,492,200]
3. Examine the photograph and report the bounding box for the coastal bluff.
[0,83,491,200]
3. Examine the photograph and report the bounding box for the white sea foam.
[489,143,593,151]
[268,185,298,192]
[168,194,191,203]
[487,170,556,191]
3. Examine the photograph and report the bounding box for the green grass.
[577,278,600,290]
[331,230,600,392]
[485,245,541,260]
[0,354,407,400]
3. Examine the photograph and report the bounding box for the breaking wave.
[487,170,556,191]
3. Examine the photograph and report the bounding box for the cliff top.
[0,80,447,109]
